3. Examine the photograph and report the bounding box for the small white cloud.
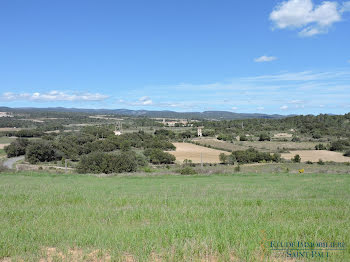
[254,55,277,63]
[231,107,238,110]
[280,105,289,110]
[256,106,265,111]
[1,91,109,102]
[138,96,153,105]
[341,1,350,12]
[288,99,304,104]
[270,0,349,37]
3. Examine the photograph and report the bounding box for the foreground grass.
[0,172,349,261]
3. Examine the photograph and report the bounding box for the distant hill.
[0,106,289,120]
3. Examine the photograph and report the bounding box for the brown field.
[193,138,320,152]
[273,132,293,138]
[0,143,9,149]
[167,142,229,163]
[0,127,24,131]
[281,150,350,163]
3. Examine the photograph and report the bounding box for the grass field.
[0,171,349,261]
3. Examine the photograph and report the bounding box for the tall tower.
[197,126,203,137]
[114,121,122,136]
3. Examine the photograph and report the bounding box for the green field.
[0,172,349,261]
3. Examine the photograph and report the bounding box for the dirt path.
[3,156,25,169]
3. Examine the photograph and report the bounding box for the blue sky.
[1,0,350,114]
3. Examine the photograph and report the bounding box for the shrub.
[259,133,271,141]
[234,165,241,172]
[4,138,29,157]
[239,135,248,141]
[219,153,228,164]
[231,148,278,164]
[292,154,301,163]
[77,151,137,174]
[343,150,350,157]
[312,132,322,139]
[26,141,62,164]
[317,159,325,165]
[306,160,313,164]
[329,140,344,151]
[291,136,300,142]
[179,166,197,175]
[144,149,176,164]
[315,144,326,150]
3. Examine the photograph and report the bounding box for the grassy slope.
[0,172,349,261]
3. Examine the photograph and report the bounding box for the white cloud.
[256,106,265,111]
[254,55,277,62]
[138,96,153,105]
[231,107,238,110]
[288,99,304,104]
[270,0,349,37]
[341,1,350,12]
[280,105,289,110]
[1,91,109,101]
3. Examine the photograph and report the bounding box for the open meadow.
[0,171,349,261]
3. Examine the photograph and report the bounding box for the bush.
[4,138,29,157]
[219,153,228,164]
[239,135,248,141]
[179,166,197,175]
[329,140,344,151]
[77,151,137,174]
[306,160,313,164]
[292,154,301,163]
[343,150,350,157]
[26,141,62,164]
[234,165,241,172]
[259,133,271,141]
[144,149,176,164]
[291,136,300,142]
[315,144,326,150]
[231,148,278,164]
[317,159,325,165]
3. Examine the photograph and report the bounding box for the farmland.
[281,150,350,163]
[166,142,229,163]
[193,138,321,153]
[0,171,349,261]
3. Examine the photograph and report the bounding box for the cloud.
[1,91,109,102]
[254,55,277,62]
[342,1,350,12]
[231,107,238,110]
[138,96,153,105]
[280,105,289,110]
[256,106,265,111]
[270,0,349,37]
[117,96,154,106]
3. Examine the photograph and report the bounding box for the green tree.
[292,154,301,163]
[219,153,228,164]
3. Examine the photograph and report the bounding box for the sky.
[0,0,350,114]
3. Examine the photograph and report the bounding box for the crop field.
[193,138,321,153]
[281,150,350,163]
[0,171,349,261]
[167,142,229,163]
